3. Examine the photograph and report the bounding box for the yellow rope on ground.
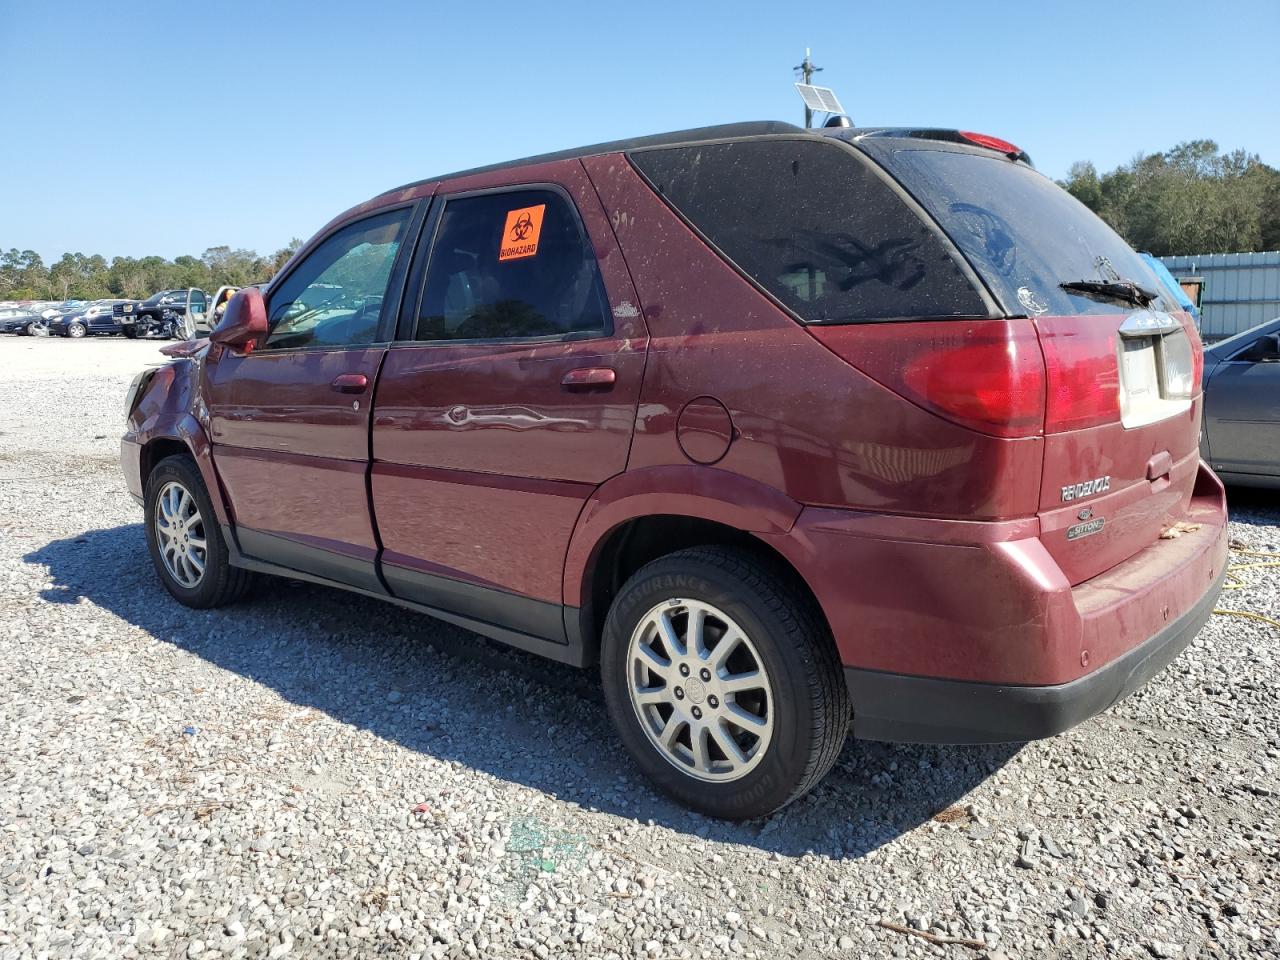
[1212,608,1280,629]
[1212,546,1280,632]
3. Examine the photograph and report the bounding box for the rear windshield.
[628,138,988,323]
[877,145,1178,317]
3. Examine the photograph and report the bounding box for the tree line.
[1061,139,1280,257]
[0,240,303,302]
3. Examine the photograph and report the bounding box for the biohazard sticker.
[499,204,546,261]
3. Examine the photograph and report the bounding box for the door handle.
[331,373,369,394]
[561,367,616,390]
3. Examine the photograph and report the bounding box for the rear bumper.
[845,559,1225,743]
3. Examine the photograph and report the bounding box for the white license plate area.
[1120,337,1159,402]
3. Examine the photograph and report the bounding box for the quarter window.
[264,208,411,350]
[415,189,609,341]
[628,138,988,323]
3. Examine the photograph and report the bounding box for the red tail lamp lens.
[1037,319,1120,432]
[808,321,1046,438]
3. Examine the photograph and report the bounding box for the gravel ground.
[1,335,1277,960]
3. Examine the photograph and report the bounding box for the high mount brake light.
[958,131,1023,157]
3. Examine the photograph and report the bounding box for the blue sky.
[3,0,1277,264]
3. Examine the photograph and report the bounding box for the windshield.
[145,290,184,305]
[876,146,1178,317]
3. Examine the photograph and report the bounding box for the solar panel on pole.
[794,84,845,118]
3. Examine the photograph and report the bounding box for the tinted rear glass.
[879,146,1179,317]
[628,139,987,323]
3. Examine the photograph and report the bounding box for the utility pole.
[793,48,822,128]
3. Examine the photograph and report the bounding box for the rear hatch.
[868,139,1204,585]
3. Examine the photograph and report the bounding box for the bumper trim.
[846,562,1227,744]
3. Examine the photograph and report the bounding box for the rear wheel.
[144,455,257,608]
[601,546,849,820]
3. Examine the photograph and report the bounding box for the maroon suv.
[122,121,1227,819]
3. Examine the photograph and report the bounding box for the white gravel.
[1,335,1278,960]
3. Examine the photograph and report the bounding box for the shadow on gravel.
[28,523,1020,860]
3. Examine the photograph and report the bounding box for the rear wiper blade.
[1059,278,1158,307]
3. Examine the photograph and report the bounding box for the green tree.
[1062,140,1280,256]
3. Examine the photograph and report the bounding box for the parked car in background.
[47,299,132,337]
[122,120,1227,819]
[40,300,86,320]
[1201,316,1280,488]
[114,289,209,339]
[0,306,45,335]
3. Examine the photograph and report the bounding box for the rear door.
[875,142,1205,585]
[370,162,647,640]
[205,203,421,591]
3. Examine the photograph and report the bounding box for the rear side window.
[879,146,1179,317]
[415,189,610,342]
[628,138,987,323]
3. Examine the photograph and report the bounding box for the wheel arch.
[563,466,825,663]
[138,416,231,527]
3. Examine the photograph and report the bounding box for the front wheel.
[144,455,257,608]
[67,322,87,338]
[122,325,138,339]
[601,546,849,820]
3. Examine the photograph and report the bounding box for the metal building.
[1159,251,1280,341]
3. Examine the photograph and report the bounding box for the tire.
[67,322,87,339]
[600,546,849,820]
[144,455,257,608]
[122,325,138,339]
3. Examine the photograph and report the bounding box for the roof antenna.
[793,49,849,129]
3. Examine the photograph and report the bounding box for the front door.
[1205,332,1280,478]
[371,167,647,641]
[205,204,419,591]
[185,289,208,337]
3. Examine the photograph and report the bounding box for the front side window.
[415,189,609,342]
[265,208,411,350]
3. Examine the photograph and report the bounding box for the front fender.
[125,357,230,526]
[561,464,801,607]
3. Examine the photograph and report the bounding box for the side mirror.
[1242,332,1280,363]
[210,287,267,353]
[1261,333,1280,361]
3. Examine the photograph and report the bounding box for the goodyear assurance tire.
[601,546,849,819]
[144,455,257,608]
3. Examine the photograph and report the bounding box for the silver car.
[1201,317,1280,488]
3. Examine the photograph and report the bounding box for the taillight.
[1163,316,1203,400]
[807,320,1046,439]
[1036,319,1121,432]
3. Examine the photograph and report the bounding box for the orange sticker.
[499,204,545,261]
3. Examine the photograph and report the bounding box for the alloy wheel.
[626,598,774,782]
[154,481,206,588]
